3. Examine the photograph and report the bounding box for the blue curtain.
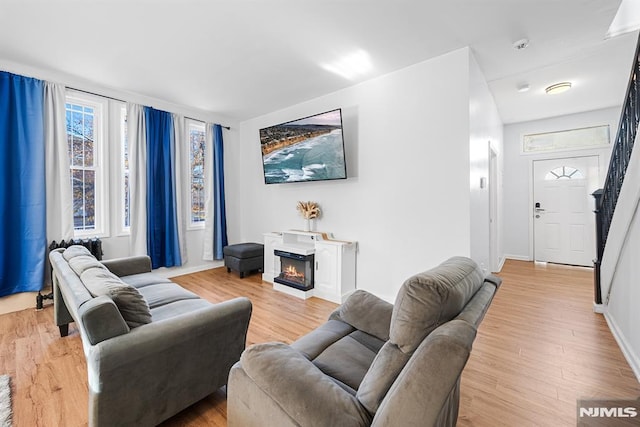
[0,72,46,297]
[212,124,228,259]
[144,107,182,269]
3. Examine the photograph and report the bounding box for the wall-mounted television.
[259,108,347,184]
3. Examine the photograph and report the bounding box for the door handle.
[535,208,545,212]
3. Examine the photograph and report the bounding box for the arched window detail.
[544,166,585,180]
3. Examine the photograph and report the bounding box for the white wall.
[605,185,640,380]
[469,53,504,273]
[502,107,620,260]
[230,48,473,302]
[602,123,640,380]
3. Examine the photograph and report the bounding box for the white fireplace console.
[263,230,357,303]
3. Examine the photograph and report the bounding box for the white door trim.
[489,144,499,272]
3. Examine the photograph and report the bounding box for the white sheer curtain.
[202,123,214,261]
[44,81,73,242]
[128,103,147,256]
[173,113,188,264]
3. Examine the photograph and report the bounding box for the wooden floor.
[0,260,638,426]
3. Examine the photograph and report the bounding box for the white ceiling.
[0,0,636,124]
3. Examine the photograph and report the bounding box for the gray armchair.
[228,257,500,427]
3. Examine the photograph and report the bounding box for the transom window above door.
[544,166,585,180]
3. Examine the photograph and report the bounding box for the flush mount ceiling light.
[545,82,572,94]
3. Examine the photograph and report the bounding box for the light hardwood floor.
[1,260,638,426]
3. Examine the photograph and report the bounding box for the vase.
[304,218,311,232]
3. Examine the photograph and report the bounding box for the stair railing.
[594,33,640,304]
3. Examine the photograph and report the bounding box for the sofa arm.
[101,255,152,277]
[231,342,371,427]
[79,296,129,345]
[329,290,393,341]
[86,297,252,426]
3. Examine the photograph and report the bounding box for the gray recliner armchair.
[228,256,501,427]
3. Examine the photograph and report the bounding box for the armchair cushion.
[239,342,371,427]
[372,320,477,427]
[356,342,410,414]
[331,290,393,341]
[391,256,483,353]
[291,319,355,360]
[312,333,379,391]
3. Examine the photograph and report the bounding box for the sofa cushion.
[81,268,152,328]
[120,272,173,289]
[68,255,106,276]
[62,245,92,261]
[149,298,213,322]
[137,282,200,309]
[390,256,483,353]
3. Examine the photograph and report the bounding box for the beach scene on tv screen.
[260,110,346,184]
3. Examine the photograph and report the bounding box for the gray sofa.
[228,256,501,427]
[50,245,252,427]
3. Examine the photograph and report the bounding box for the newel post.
[592,189,604,305]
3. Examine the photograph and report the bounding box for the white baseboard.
[273,283,314,300]
[593,303,606,314]
[496,256,506,273]
[156,261,224,278]
[504,254,531,262]
[0,291,39,315]
[604,311,640,383]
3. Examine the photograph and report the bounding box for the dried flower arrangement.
[296,201,321,220]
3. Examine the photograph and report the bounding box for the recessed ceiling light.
[517,83,530,93]
[545,82,572,94]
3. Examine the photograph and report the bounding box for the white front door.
[533,156,599,267]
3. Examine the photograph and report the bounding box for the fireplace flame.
[282,264,305,282]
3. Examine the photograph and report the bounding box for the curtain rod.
[67,86,231,130]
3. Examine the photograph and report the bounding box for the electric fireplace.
[274,249,314,291]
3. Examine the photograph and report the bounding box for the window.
[522,125,610,154]
[65,95,106,236]
[188,122,206,227]
[544,166,585,180]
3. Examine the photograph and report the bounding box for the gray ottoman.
[224,243,264,278]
